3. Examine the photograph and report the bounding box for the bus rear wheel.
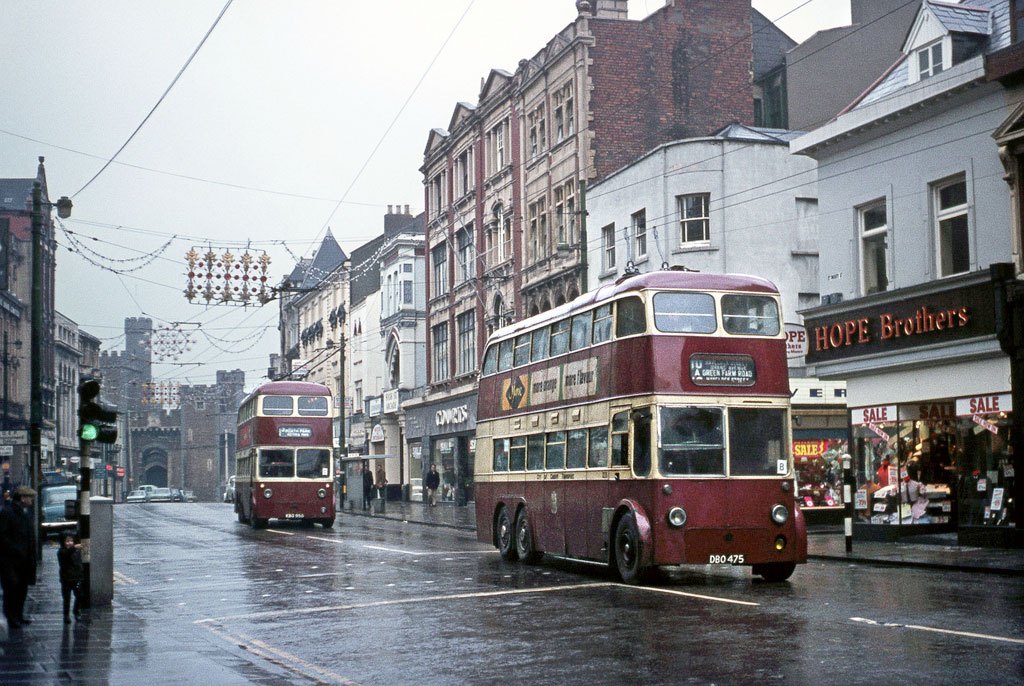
[753,562,795,582]
[515,510,540,564]
[496,506,517,561]
[613,513,645,584]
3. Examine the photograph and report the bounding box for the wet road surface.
[8,503,1023,685]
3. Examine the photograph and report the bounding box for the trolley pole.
[842,453,854,553]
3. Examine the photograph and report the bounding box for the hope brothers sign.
[804,281,996,364]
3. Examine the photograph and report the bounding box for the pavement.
[343,498,1024,575]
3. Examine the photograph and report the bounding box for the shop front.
[790,377,849,524]
[403,392,477,506]
[804,270,1019,547]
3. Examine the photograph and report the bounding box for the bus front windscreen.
[296,448,332,478]
[659,406,787,477]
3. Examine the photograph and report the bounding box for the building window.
[403,280,413,304]
[860,200,888,295]
[456,148,473,198]
[429,172,447,220]
[677,193,710,244]
[632,209,647,260]
[935,177,969,277]
[432,244,448,296]
[502,208,513,262]
[529,200,547,264]
[457,311,476,375]
[528,105,546,157]
[431,322,449,382]
[457,225,474,283]
[918,41,943,80]
[602,223,616,271]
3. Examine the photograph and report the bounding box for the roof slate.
[927,1,991,35]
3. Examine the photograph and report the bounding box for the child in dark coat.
[57,534,84,622]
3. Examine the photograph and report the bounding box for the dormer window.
[918,41,943,80]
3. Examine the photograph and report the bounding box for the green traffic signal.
[80,423,98,441]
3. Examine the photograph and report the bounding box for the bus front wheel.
[320,518,335,529]
[753,562,795,582]
[515,510,540,564]
[613,513,645,584]
[496,506,517,561]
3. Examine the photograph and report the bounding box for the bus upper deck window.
[592,304,613,343]
[653,292,716,333]
[482,345,498,375]
[297,396,328,416]
[514,333,532,367]
[722,294,780,336]
[263,396,293,416]
[615,296,646,337]
[550,319,570,356]
[498,339,514,371]
[570,312,592,350]
[531,326,550,362]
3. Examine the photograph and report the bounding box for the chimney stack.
[387,204,393,215]
[404,204,410,215]
[594,0,627,19]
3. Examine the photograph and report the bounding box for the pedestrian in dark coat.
[0,485,37,628]
[362,466,373,510]
[57,534,85,622]
[425,464,441,507]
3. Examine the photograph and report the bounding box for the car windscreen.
[44,488,75,505]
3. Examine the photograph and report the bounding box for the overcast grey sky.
[0,0,850,391]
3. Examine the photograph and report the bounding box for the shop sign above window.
[852,405,897,425]
[804,281,996,364]
[955,393,1012,417]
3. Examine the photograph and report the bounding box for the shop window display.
[850,401,1016,535]
[793,438,847,508]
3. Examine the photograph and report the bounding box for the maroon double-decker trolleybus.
[475,270,806,583]
[235,381,335,529]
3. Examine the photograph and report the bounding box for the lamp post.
[327,306,346,509]
[30,159,72,560]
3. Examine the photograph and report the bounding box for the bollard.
[842,453,854,553]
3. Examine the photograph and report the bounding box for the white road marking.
[113,570,137,585]
[362,544,497,556]
[620,583,760,606]
[201,622,360,685]
[267,529,295,536]
[198,582,617,622]
[851,617,1024,645]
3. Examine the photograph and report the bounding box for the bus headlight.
[771,504,788,525]
[317,488,327,499]
[263,488,273,499]
[667,507,687,528]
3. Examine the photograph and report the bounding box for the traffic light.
[78,379,118,444]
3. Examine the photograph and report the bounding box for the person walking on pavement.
[425,464,440,507]
[57,534,85,623]
[0,485,37,629]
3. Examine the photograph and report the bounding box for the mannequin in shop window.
[902,464,930,524]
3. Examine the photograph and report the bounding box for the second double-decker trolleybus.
[235,381,336,529]
[475,270,806,583]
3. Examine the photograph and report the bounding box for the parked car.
[183,490,197,502]
[223,475,236,503]
[139,485,157,497]
[126,489,149,503]
[39,484,77,537]
[169,487,185,502]
[149,488,173,502]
